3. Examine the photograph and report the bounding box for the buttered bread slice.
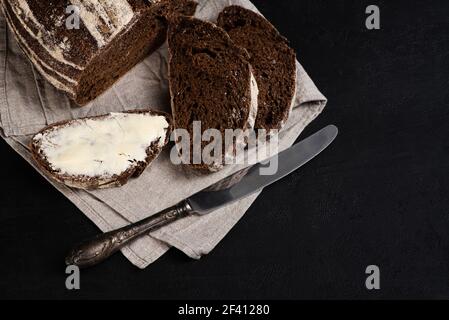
[31,110,172,189]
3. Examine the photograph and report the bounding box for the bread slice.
[217,6,297,132]
[30,110,172,190]
[167,16,258,172]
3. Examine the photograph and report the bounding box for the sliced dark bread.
[168,16,258,172]
[2,0,197,106]
[217,5,297,132]
[31,110,172,190]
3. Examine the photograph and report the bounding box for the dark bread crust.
[2,0,197,106]
[75,0,199,105]
[168,16,256,172]
[30,109,173,190]
[217,5,297,131]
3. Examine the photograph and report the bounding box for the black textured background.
[1,0,448,299]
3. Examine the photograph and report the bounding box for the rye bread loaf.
[30,110,172,190]
[217,5,297,132]
[2,0,197,106]
[167,16,258,172]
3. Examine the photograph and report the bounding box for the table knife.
[66,125,338,268]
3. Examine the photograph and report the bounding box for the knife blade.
[190,125,338,214]
[66,125,338,268]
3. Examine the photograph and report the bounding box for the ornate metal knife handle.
[65,200,193,268]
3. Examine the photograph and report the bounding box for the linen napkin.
[0,0,327,268]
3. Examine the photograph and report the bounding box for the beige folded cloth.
[0,0,327,268]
